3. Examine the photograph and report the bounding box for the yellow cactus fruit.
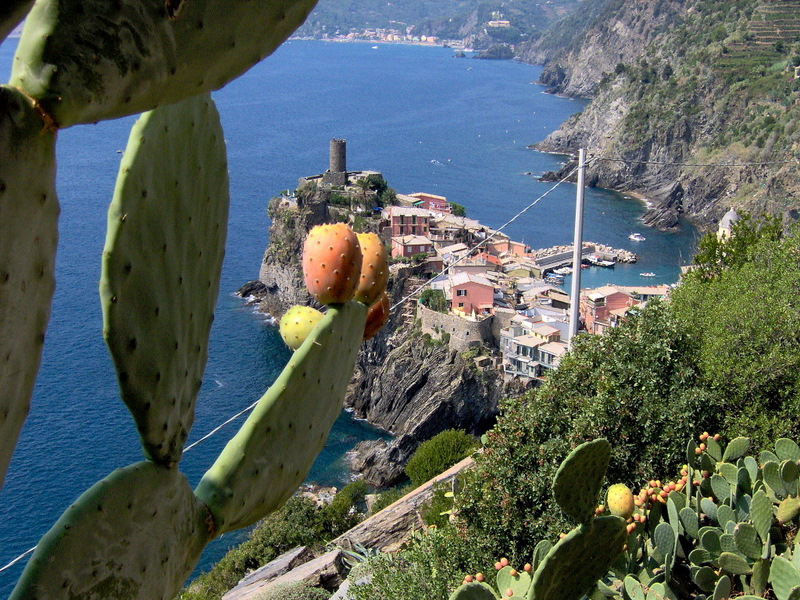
[606,483,635,519]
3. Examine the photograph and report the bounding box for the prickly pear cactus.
[196,300,367,533]
[10,0,319,127]
[552,438,611,525]
[9,461,212,600]
[100,93,228,465]
[0,85,58,491]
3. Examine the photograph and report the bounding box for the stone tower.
[323,138,347,186]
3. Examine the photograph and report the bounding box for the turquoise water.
[0,39,697,592]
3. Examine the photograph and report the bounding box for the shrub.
[349,527,493,600]
[259,582,330,600]
[404,430,477,488]
[370,485,410,514]
[319,479,368,537]
[419,483,454,528]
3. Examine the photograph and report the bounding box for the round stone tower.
[329,138,346,174]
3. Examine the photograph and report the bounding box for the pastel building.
[408,192,451,213]
[386,206,430,237]
[447,272,495,317]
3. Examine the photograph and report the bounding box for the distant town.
[284,139,686,386]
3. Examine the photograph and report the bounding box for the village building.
[580,284,669,335]
[444,271,495,318]
[390,234,435,259]
[717,207,740,240]
[384,206,431,237]
[407,192,451,213]
[500,315,569,381]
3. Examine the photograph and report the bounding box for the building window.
[456,289,467,297]
[458,302,464,308]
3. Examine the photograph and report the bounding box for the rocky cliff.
[520,0,800,231]
[247,197,517,487]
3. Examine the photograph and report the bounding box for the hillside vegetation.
[528,0,800,230]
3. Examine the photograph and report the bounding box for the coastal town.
[283,139,675,385]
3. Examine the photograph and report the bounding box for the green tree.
[688,212,782,280]
[419,289,448,313]
[449,202,467,217]
[404,429,477,488]
[670,227,800,448]
[457,301,716,559]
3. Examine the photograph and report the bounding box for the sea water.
[0,39,696,593]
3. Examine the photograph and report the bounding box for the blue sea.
[0,39,697,594]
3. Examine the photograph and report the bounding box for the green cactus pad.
[717,505,736,529]
[496,566,531,598]
[10,461,211,600]
[764,461,788,499]
[0,86,58,491]
[722,437,750,462]
[776,439,800,462]
[1,0,32,42]
[718,462,738,485]
[751,489,773,542]
[713,575,731,600]
[770,556,800,600]
[532,539,553,571]
[752,559,770,596]
[680,506,700,538]
[100,93,228,465]
[693,566,719,592]
[448,581,500,600]
[551,438,611,525]
[734,523,761,559]
[778,497,800,524]
[195,301,367,534]
[654,521,676,560]
[10,0,318,127]
[530,516,627,600]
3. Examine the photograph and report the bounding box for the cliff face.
[522,0,800,231]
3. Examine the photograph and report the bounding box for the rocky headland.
[243,184,520,487]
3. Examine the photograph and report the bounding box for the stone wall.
[418,304,495,352]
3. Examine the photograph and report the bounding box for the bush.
[349,527,493,600]
[457,301,718,560]
[370,485,410,514]
[404,430,477,488]
[259,582,330,600]
[419,483,454,528]
[319,479,368,537]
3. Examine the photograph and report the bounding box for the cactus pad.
[10,0,318,127]
[100,93,229,465]
[496,566,531,598]
[531,516,627,600]
[195,300,367,534]
[0,86,58,491]
[10,461,211,600]
[448,582,500,600]
[552,439,611,525]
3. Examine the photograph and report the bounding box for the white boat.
[640,272,656,277]
[629,233,646,241]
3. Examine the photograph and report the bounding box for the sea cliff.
[517,0,800,231]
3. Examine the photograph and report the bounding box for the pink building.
[580,285,669,334]
[485,239,531,258]
[448,272,495,317]
[391,235,434,259]
[387,206,430,237]
[408,192,451,213]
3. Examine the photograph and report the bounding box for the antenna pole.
[568,148,586,345]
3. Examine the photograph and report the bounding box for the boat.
[586,254,616,268]
[640,272,656,277]
[629,233,646,241]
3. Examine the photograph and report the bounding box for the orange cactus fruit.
[302,223,363,305]
[354,232,389,305]
[607,483,635,519]
[363,292,390,340]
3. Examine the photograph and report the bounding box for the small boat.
[371,45,378,49]
[629,233,646,241]
[640,272,656,277]
[586,254,616,268]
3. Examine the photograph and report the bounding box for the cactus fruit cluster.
[571,434,800,600]
[449,439,628,600]
[279,223,391,349]
[0,1,396,599]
